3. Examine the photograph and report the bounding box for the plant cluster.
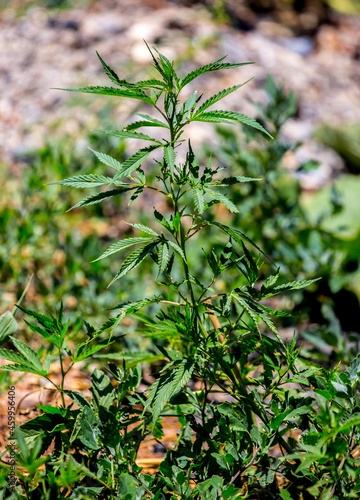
[206,74,360,361]
[1,45,360,499]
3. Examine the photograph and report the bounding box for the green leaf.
[96,51,126,87]
[280,490,294,500]
[180,90,198,118]
[157,243,170,276]
[208,220,273,264]
[331,381,349,397]
[218,176,262,185]
[68,187,134,211]
[261,278,321,298]
[96,129,160,143]
[124,222,159,236]
[164,145,175,175]
[0,363,47,376]
[195,81,253,115]
[231,293,261,333]
[114,145,159,179]
[72,337,116,363]
[50,174,115,189]
[180,58,253,89]
[111,297,161,315]
[65,390,91,409]
[0,347,27,365]
[79,406,101,450]
[89,149,123,171]
[128,186,144,204]
[167,240,186,261]
[337,415,360,434]
[193,187,205,213]
[11,337,44,373]
[56,85,154,105]
[204,188,238,213]
[125,120,168,131]
[132,78,165,89]
[109,241,159,286]
[92,237,156,263]
[131,113,169,129]
[15,305,54,329]
[153,47,178,85]
[94,351,163,368]
[192,110,272,138]
[90,369,116,411]
[346,355,360,386]
[146,358,195,423]
[0,311,18,343]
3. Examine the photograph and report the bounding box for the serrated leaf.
[90,369,116,411]
[218,176,262,185]
[0,348,27,365]
[261,278,321,298]
[95,351,163,368]
[0,363,47,376]
[232,293,285,346]
[109,298,161,335]
[11,337,44,372]
[153,47,178,84]
[193,187,205,213]
[96,51,125,87]
[16,305,54,329]
[209,220,273,264]
[133,78,165,89]
[56,86,154,105]
[205,188,238,213]
[68,187,134,211]
[72,337,116,363]
[192,110,272,138]
[65,390,91,409]
[146,358,194,423]
[157,243,170,276]
[50,174,114,189]
[96,129,160,142]
[92,237,156,263]
[137,113,169,127]
[164,145,175,175]
[114,145,159,179]
[231,293,261,334]
[261,273,279,291]
[109,241,158,286]
[180,58,253,89]
[125,120,168,131]
[167,240,186,261]
[89,149,122,171]
[124,222,159,236]
[194,81,252,115]
[128,186,144,205]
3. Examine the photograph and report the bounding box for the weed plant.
[205,75,360,363]
[1,45,360,499]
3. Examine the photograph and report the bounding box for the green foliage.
[1,44,359,499]
[205,74,360,347]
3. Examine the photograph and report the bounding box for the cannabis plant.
[1,45,360,499]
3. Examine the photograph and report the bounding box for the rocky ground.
[1,0,360,188]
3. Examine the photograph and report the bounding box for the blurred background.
[1,0,360,363]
